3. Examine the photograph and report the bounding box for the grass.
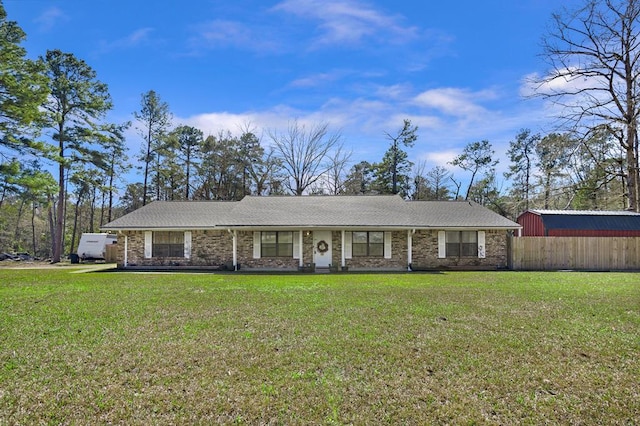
[0,269,638,424]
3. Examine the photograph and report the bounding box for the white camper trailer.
[77,233,117,261]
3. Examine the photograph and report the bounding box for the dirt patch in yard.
[0,261,116,272]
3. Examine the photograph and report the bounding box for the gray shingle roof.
[102,195,520,230]
[405,200,521,228]
[231,195,411,227]
[102,201,239,229]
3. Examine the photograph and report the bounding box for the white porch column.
[341,230,345,268]
[299,230,304,268]
[407,229,413,271]
[232,230,238,271]
[123,234,128,267]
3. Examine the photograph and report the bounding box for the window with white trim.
[152,231,184,257]
[261,231,293,257]
[445,231,477,257]
[352,231,384,257]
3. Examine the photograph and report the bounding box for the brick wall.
[237,231,299,270]
[115,228,509,270]
[411,229,508,270]
[326,231,408,271]
[117,230,234,268]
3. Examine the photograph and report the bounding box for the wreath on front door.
[317,240,329,254]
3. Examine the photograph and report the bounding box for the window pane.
[278,243,293,257]
[353,232,367,243]
[369,243,384,257]
[170,244,184,257]
[153,232,169,244]
[462,243,477,257]
[278,232,293,243]
[153,244,169,257]
[446,242,460,257]
[169,232,184,244]
[461,231,477,244]
[369,232,384,244]
[352,244,367,257]
[262,232,277,244]
[262,244,277,257]
[446,231,459,243]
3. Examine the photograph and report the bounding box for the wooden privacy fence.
[508,236,640,270]
[105,244,118,263]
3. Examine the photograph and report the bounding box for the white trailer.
[77,233,117,261]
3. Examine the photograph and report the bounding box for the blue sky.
[5,0,583,186]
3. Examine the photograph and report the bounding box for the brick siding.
[115,229,508,271]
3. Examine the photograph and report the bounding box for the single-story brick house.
[101,195,520,271]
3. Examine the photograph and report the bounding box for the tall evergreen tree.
[535,133,572,209]
[168,125,203,200]
[0,2,48,151]
[41,49,113,263]
[450,140,498,200]
[375,119,418,195]
[505,129,540,212]
[134,90,171,205]
[343,161,375,195]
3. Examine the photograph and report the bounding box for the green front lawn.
[0,270,638,424]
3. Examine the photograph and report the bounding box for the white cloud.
[272,0,418,47]
[420,150,459,168]
[189,20,280,53]
[413,87,496,118]
[169,75,555,183]
[373,83,413,100]
[175,107,301,139]
[289,71,348,88]
[99,28,154,52]
[34,7,69,32]
[520,68,611,100]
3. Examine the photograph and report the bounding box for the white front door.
[313,231,332,268]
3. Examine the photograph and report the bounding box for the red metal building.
[517,209,640,237]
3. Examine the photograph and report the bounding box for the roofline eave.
[103,225,521,232]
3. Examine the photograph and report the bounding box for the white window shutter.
[477,231,486,258]
[344,232,352,259]
[384,231,392,259]
[253,232,261,259]
[184,231,192,259]
[438,231,446,259]
[293,231,300,259]
[144,231,152,258]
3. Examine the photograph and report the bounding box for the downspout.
[230,229,238,271]
[123,233,128,267]
[407,229,415,271]
[341,230,345,268]
[299,230,304,268]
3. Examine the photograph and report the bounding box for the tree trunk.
[108,153,115,222]
[53,143,65,263]
[89,186,96,232]
[142,125,152,206]
[70,190,82,256]
[625,142,639,211]
[14,199,25,251]
[465,170,478,200]
[31,202,37,257]
[48,201,55,261]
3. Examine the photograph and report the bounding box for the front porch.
[114,228,508,271]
